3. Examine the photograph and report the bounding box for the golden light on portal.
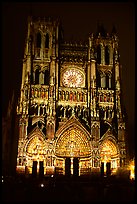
[55,127,91,157]
[100,140,118,160]
[26,136,45,162]
[129,158,135,180]
[100,139,118,173]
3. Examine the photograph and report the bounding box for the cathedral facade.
[16,16,127,176]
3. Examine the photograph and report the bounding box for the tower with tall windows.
[16,17,127,176]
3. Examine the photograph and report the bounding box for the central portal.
[55,120,92,175]
[55,126,91,157]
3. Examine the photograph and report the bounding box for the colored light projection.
[129,158,135,180]
[62,69,84,88]
[55,126,91,157]
[26,136,45,166]
[100,139,118,172]
[25,135,55,174]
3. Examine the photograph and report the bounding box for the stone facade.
[16,17,127,176]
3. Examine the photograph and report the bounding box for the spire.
[96,22,107,37]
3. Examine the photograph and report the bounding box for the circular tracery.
[62,69,84,87]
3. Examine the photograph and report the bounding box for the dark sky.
[2,2,135,158]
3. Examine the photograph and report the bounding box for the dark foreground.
[2,174,135,203]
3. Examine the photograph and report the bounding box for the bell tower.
[17,16,60,168]
[88,25,127,167]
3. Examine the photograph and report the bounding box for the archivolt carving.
[99,139,119,161]
[55,126,91,157]
[26,135,45,156]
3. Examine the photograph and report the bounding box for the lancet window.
[45,33,49,48]
[101,73,106,88]
[44,70,50,85]
[35,69,39,84]
[36,32,41,48]
[97,44,101,64]
[105,45,110,65]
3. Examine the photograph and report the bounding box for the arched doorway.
[55,125,91,175]
[25,135,45,174]
[100,138,119,175]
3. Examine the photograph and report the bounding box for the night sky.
[2,2,135,158]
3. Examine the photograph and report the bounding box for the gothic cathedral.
[16,16,127,176]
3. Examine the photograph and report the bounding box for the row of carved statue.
[19,98,115,121]
[98,92,114,103]
[24,89,114,104]
[23,88,49,100]
[58,90,87,102]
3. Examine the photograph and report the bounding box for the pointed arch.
[32,116,45,126]
[24,126,46,158]
[55,116,91,158]
[99,128,120,168]
[99,138,119,162]
[26,135,44,155]
[55,127,91,157]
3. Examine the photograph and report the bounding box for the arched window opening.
[106,73,112,89]
[36,32,41,48]
[97,45,101,64]
[106,73,109,88]
[101,74,106,88]
[45,33,49,48]
[39,72,44,85]
[44,70,49,85]
[105,46,110,65]
[35,69,39,84]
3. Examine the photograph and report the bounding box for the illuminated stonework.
[99,138,119,172]
[62,69,85,88]
[26,136,44,157]
[55,126,91,157]
[16,16,127,176]
[100,139,118,160]
[129,158,135,180]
